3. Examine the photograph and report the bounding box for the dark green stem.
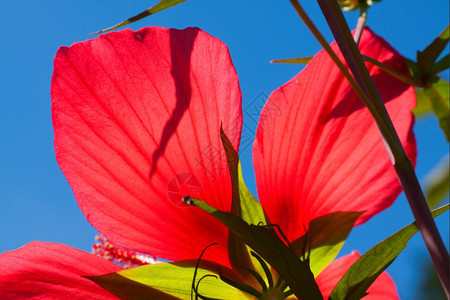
[315,0,450,296]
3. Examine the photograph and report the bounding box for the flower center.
[260,287,287,300]
[218,251,294,300]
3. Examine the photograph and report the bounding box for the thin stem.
[394,161,450,296]
[316,0,405,160]
[363,55,426,87]
[288,0,401,164]
[354,5,367,45]
[316,0,450,296]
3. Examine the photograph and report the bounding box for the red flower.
[0,27,415,299]
[0,242,121,299]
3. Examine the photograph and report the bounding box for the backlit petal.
[316,252,399,299]
[51,27,242,264]
[253,28,416,240]
[0,242,120,299]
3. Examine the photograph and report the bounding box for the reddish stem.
[316,0,449,296]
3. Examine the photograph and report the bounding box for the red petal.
[51,27,242,264]
[0,242,121,299]
[253,28,416,240]
[316,252,399,299]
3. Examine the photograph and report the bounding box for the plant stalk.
[354,5,367,45]
[315,0,450,296]
[288,0,401,160]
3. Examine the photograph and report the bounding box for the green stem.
[315,0,450,296]
[362,55,426,87]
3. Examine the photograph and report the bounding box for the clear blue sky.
[0,1,448,299]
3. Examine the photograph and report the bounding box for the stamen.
[92,235,158,268]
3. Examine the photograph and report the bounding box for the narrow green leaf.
[426,77,450,141]
[237,163,267,226]
[87,260,249,300]
[291,212,363,277]
[417,25,449,74]
[95,0,188,34]
[330,204,449,300]
[431,54,450,75]
[362,55,425,87]
[220,127,268,280]
[184,197,323,300]
[220,127,266,225]
[425,155,450,209]
[220,127,271,284]
[270,57,313,64]
[220,127,250,273]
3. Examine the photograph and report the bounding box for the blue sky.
[0,1,448,298]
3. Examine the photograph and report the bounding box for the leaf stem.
[314,0,450,296]
[362,55,426,87]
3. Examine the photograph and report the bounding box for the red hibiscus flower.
[0,26,415,299]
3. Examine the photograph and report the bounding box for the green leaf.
[425,155,450,209]
[413,88,433,117]
[414,77,450,127]
[426,77,450,141]
[270,57,313,64]
[237,162,267,226]
[184,197,324,300]
[87,260,249,300]
[95,0,188,33]
[291,212,363,277]
[220,128,269,281]
[417,25,449,75]
[219,128,266,226]
[414,77,450,138]
[329,204,449,300]
[220,126,251,273]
